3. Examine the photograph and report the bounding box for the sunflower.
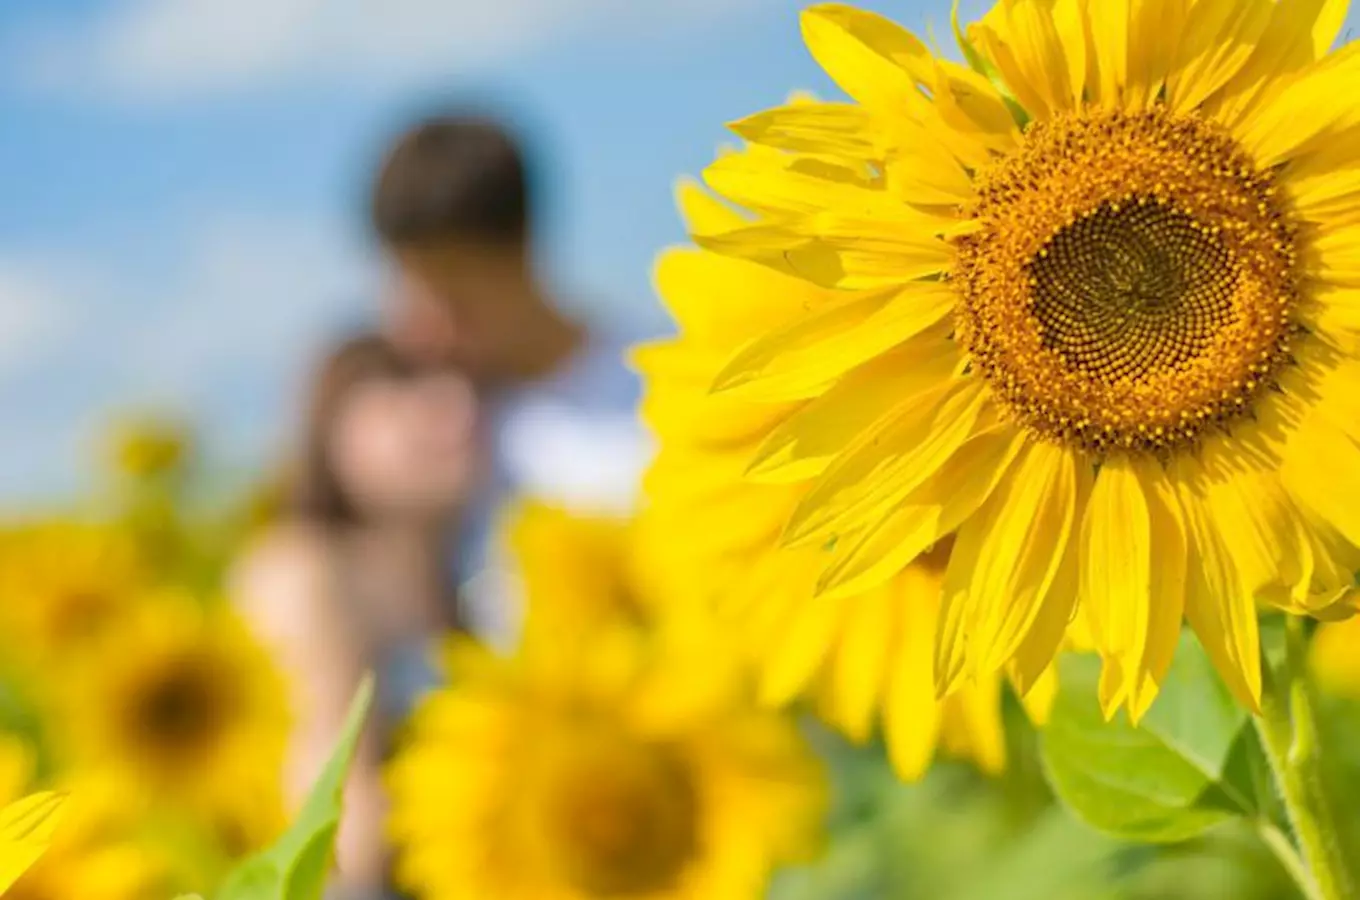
[0,736,166,900]
[1311,616,1360,699]
[51,593,289,853]
[104,414,191,482]
[637,175,1053,779]
[0,521,145,665]
[638,1,1360,723]
[506,498,759,730]
[0,791,65,896]
[506,499,653,637]
[387,625,826,900]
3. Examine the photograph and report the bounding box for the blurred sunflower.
[637,179,1050,779]
[0,521,145,665]
[1311,616,1360,699]
[0,736,165,900]
[0,741,66,895]
[0,793,66,896]
[52,594,289,853]
[506,499,652,635]
[105,414,191,482]
[387,628,826,900]
[506,499,755,726]
[638,1,1360,723]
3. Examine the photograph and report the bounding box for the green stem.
[1257,821,1322,900]
[1254,618,1357,900]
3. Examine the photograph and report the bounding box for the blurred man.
[369,113,650,644]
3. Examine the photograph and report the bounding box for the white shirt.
[456,327,652,645]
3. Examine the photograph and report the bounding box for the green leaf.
[1139,632,1248,781]
[216,675,374,900]
[1040,637,1261,844]
[949,806,1126,900]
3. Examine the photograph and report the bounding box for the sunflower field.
[10,2,1360,899]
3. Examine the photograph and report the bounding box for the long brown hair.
[289,333,420,525]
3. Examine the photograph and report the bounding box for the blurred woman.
[233,334,480,899]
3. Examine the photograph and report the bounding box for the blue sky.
[5,1,1356,503]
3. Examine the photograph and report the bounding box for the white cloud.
[19,0,765,101]
[0,262,80,378]
[122,215,370,391]
[0,215,374,500]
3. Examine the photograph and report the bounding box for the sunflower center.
[536,733,699,897]
[49,589,114,643]
[131,655,232,760]
[953,107,1298,455]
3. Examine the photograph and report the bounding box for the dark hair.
[290,334,417,525]
[370,114,531,247]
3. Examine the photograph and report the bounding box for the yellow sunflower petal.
[882,567,944,781]
[1288,157,1360,226]
[936,439,1080,692]
[1080,457,1152,679]
[1009,529,1081,699]
[1165,0,1273,113]
[1313,616,1360,698]
[1124,0,1190,109]
[711,286,954,401]
[1127,461,1189,721]
[796,210,958,288]
[702,150,877,219]
[757,575,846,707]
[1081,457,1187,722]
[654,247,825,346]
[1050,0,1089,108]
[1202,460,1311,613]
[939,678,1006,776]
[815,427,1024,601]
[1283,413,1360,550]
[747,331,962,483]
[1177,473,1263,712]
[824,584,896,743]
[1237,42,1360,166]
[674,177,749,236]
[801,4,1017,172]
[0,792,67,893]
[926,56,1023,156]
[695,215,953,291]
[783,380,990,547]
[800,4,928,114]
[1017,661,1060,725]
[883,144,979,205]
[729,103,885,159]
[1087,0,1131,107]
[634,341,796,446]
[971,0,1075,119]
[1206,0,1349,126]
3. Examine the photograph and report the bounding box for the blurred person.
[369,111,650,644]
[233,334,480,899]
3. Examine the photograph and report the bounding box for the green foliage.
[773,649,1302,900]
[215,676,374,900]
[1040,635,1276,843]
[771,716,1128,900]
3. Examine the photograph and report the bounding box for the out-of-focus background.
[7,4,1360,900]
[8,0,1357,503]
[0,0,985,503]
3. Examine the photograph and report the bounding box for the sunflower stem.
[1256,821,1321,900]
[1254,617,1356,900]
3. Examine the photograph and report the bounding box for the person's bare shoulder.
[230,522,334,644]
